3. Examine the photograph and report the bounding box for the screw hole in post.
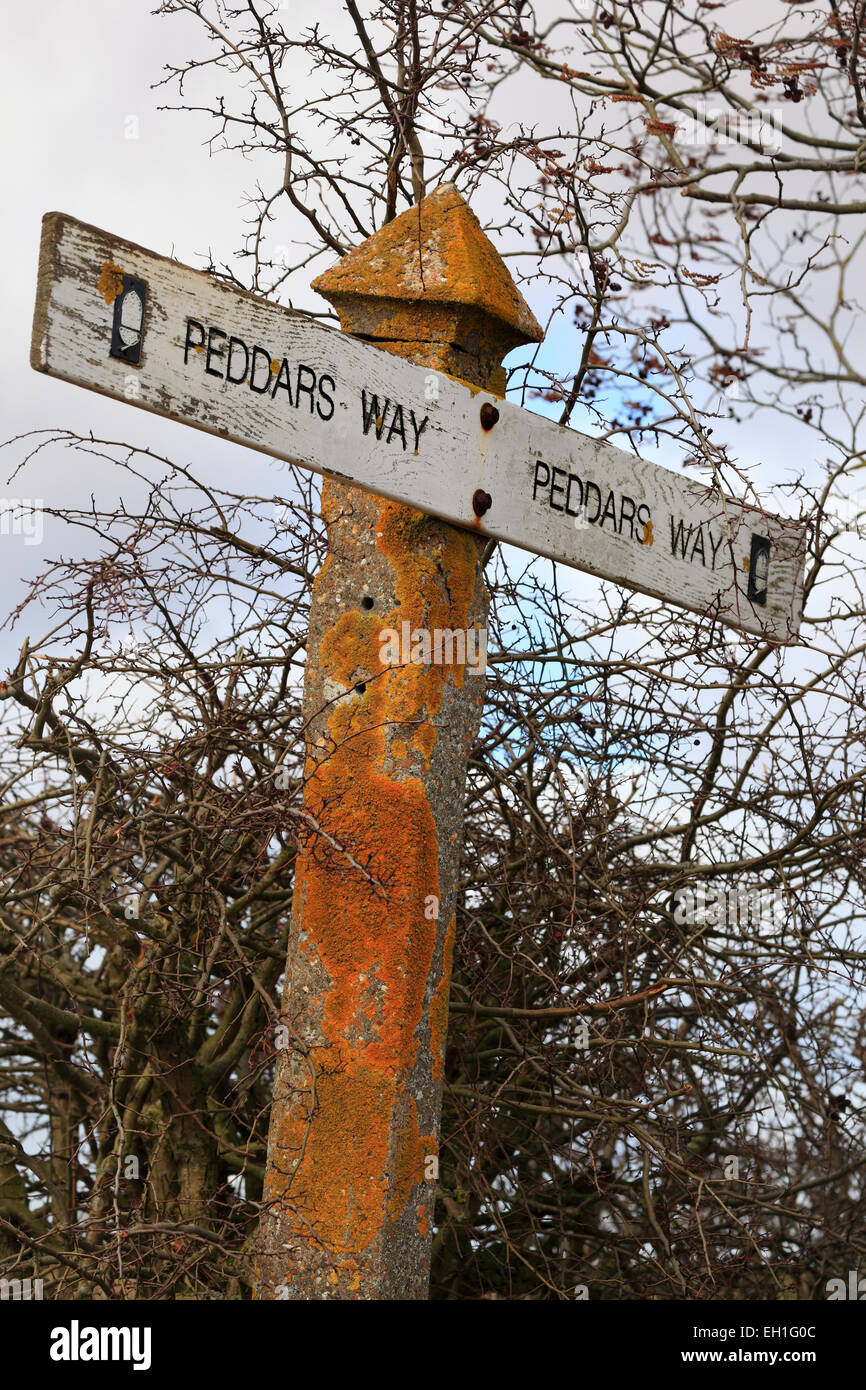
[361,596,374,610]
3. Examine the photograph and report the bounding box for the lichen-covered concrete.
[255,185,540,1300]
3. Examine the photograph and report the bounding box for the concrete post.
[255,184,541,1300]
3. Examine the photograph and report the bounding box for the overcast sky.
[0,0,833,673]
[0,2,292,664]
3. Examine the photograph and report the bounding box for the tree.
[2,0,865,1299]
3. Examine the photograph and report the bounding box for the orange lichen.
[98,261,124,305]
[260,181,541,1296]
[375,499,480,726]
[312,183,542,352]
[274,1059,392,1250]
[267,514,466,1264]
[267,509,455,1253]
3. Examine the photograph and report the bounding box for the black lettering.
[271,358,294,403]
[709,530,725,570]
[387,403,407,449]
[205,326,227,378]
[362,391,389,440]
[410,409,428,452]
[226,335,250,385]
[565,473,584,517]
[690,526,706,566]
[619,494,636,539]
[249,346,273,393]
[533,460,551,501]
[296,364,317,413]
[670,516,690,559]
[549,466,567,511]
[584,482,602,524]
[317,374,335,421]
[600,489,619,531]
[184,318,205,365]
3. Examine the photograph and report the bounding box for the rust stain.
[642,519,654,546]
[98,260,125,305]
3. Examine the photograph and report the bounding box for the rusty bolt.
[479,402,500,430]
[472,489,492,518]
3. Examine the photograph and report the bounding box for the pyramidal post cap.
[312,183,543,357]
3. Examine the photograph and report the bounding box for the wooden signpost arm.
[30,210,805,641]
[253,186,542,1300]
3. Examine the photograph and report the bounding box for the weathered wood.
[32,211,806,639]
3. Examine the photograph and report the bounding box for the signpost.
[30,186,809,1300]
[32,209,806,641]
